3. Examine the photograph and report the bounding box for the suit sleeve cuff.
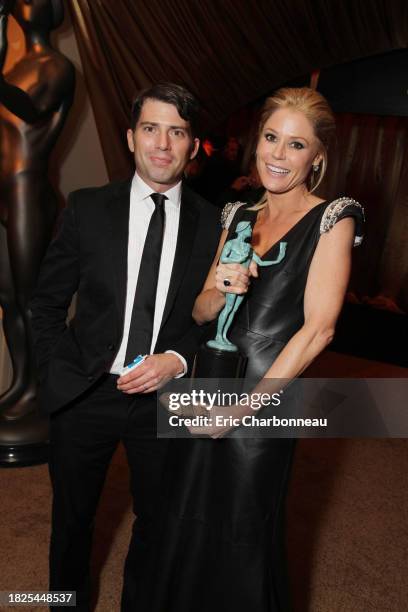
[165,350,187,378]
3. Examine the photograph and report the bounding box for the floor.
[0,350,407,611]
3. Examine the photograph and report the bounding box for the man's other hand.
[117,353,184,394]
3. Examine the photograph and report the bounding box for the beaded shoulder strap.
[320,196,365,246]
[220,201,247,230]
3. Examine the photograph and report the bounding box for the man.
[30,83,221,611]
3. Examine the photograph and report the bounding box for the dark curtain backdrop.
[317,114,408,311]
[68,0,408,180]
[68,0,408,311]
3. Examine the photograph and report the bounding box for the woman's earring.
[312,164,320,172]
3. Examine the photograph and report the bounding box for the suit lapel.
[159,185,199,332]
[106,180,132,332]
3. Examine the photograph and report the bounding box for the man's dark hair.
[130,82,201,138]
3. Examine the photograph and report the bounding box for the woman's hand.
[159,394,236,438]
[186,404,241,439]
[193,229,258,325]
[215,260,258,295]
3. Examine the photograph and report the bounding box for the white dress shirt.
[110,173,187,375]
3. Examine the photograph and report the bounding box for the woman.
[141,88,364,611]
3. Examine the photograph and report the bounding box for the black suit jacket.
[30,179,221,413]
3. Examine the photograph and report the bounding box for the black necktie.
[124,192,167,365]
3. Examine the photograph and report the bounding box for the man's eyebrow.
[139,121,188,131]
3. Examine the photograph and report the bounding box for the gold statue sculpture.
[0,0,75,421]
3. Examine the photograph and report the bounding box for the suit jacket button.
[107,344,115,351]
[88,375,94,382]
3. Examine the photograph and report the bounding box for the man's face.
[127,98,200,193]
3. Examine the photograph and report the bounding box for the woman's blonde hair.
[252,87,336,209]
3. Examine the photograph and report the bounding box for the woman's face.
[256,108,322,195]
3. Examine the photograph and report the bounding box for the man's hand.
[117,353,184,394]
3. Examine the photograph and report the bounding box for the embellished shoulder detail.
[320,196,365,247]
[220,201,248,230]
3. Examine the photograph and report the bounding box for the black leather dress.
[135,198,364,612]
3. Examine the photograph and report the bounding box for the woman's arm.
[192,229,258,325]
[192,230,228,324]
[260,216,355,383]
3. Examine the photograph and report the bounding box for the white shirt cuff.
[165,350,187,378]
